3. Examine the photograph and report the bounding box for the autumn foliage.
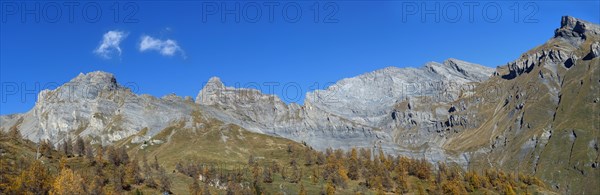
[0,132,547,195]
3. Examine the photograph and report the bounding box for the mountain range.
[1,16,598,194]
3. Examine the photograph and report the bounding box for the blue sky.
[0,1,598,115]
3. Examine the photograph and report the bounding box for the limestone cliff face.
[0,71,197,145]
[194,58,494,165]
[195,75,388,152]
[304,58,494,127]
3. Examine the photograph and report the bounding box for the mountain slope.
[193,16,599,194]
[438,16,600,194]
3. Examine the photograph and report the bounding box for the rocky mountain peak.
[206,76,225,89]
[1,70,197,145]
[502,16,599,80]
[554,16,600,44]
[195,77,225,105]
[36,71,121,104]
[71,71,118,86]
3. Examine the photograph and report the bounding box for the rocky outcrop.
[593,42,600,58]
[584,41,600,60]
[502,48,575,79]
[502,16,600,80]
[554,16,600,46]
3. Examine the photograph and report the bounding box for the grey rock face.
[194,58,493,166]
[195,75,388,150]
[1,71,196,145]
[305,58,493,128]
[503,48,573,80]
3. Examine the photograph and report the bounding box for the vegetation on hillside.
[0,127,550,194]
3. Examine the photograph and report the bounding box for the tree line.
[173,143,546,195]
[1,128,546,194]
[0,128,171,194]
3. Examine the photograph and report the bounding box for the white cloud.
[93,30,128,59]
[139,35,185,57]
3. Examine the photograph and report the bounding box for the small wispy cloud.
[93,30,128,59]
[139,35,185,58]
